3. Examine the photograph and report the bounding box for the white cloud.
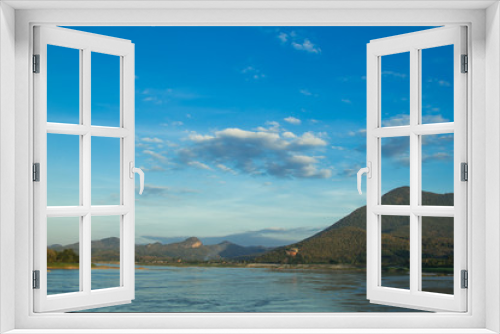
[254,121,281,133]
[422,114,449,123]
[382,114,410,127]
[284,116,302,125]
[276,30,321,54]
[341,99,352,104]
[177,127,330,179]
[143,150,167,162]
[188,161,212,170]
[292,39,321,54]
[142,137,163,143]
[241,66,266,80]
[216,163,237,175]
[282,131,297,139]
[331,145,347,151]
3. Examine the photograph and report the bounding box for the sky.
[45,26,455,247]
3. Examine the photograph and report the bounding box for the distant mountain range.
[50,236,270,263]
[49,187,453,268]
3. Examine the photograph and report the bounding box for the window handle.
[129,162,145,195]
[357,162,372,195]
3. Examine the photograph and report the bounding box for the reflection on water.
[47,266,450,312]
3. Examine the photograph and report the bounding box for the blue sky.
[46,26,454,246]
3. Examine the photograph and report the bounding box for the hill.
[254,187,454,269]
[50,237,269,263]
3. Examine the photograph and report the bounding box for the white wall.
[486,2,500,333]
[0,2,16,333]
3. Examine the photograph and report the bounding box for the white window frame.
[1,1,499,333]
[33,26,136,313]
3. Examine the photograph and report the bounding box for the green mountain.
[255,187,454,269]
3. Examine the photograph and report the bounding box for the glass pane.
[91,52,120,127]
[381,52,410,127]
[421,45,454,124]
[381,137,410,204]
[91,137,121,205]
[91,216,121,290]
[47,45,80,124]
[47,134,80,206]
[381,215,410,290]
[421,217,454,294]
[47,217,80,295]
[421,134,454,205]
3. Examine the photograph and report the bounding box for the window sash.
[33,26,136,313]
[366,26,468,312]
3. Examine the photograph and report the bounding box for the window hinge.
[33,163,40,182]
[33,270,40,289]
[461,270,468,289]
[33,54,40,73]
[461,54,468,73]
[461,162,468,181]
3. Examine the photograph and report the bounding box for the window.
[364,26,467,312]
[32,24,467,315]
[33,26,140,312]
[3,2,495,333]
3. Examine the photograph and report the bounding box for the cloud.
[141,88,201,105]
[381,137,410,166]
[282,131,297,139]
[292,39,321,53]
[254,121,281,133]
[382,114,410,127]
[284,116,301,125]
[143,150,167,162]
[140,184,199,198]
[422,152,452,163]
[299,89,319,97]
[331,145,347,151]
[422,114,449,123]
[276,30,321,54]
[341,99,352,104]
[188,161,212,170]
[241,66,266,80]
[142,137,163,143]
[382,113,450,127]
[177,127,330,179]
[143,166,166,172]
[382,71,408,79]
[216,163,237,175]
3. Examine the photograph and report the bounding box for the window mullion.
[81,47,92,294]
[409,47,420,295]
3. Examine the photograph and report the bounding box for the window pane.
[47,134,80,206]
[91,52,120,127]
[381,137,410,205]
[91,137,121,205]
[421,217,454,294]
[47,217,80,295]
[47,45,80,124]
[381,215,410,290]
[421,45,454,124]
[381,52,410,127]
[421,134,454,205]
[91,216,121,290]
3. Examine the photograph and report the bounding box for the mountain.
[255,187,454,269]
[50,237,269,263]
